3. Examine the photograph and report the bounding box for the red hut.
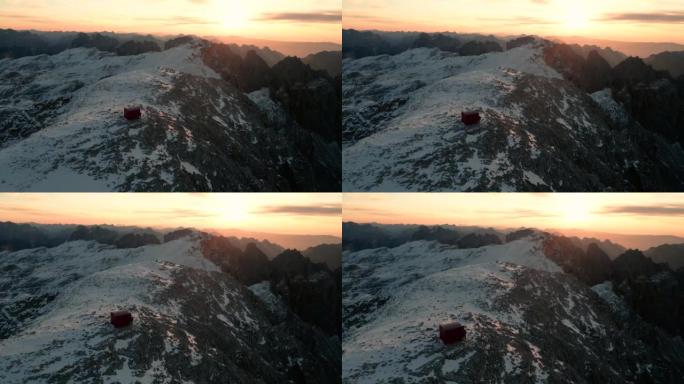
[124,105,141,120]
[461,110,481,125]
[439,322,466,344]
[110,310,133,328]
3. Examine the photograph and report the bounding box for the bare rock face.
[543,236,613,286]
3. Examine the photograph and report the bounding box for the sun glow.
[560,196,592,224]
[0,193,342,237]
[0,0,341,43]
[219,1,250,31]
[344,193,684,238]
[563,8,590,32]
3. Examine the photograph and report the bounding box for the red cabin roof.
[439,322,466,344]
[461,110,481,126]
[124,105,141,120]
[110,310,133,328]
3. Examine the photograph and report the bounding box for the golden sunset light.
[1,0,342,43]
[0,193,342,237]
[344,193,684,237]
[343,0,684,43]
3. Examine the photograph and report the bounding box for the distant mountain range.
[645,243,684,271]
[551,35,684,58]
[0,221,342,266]
[207,35,341,58]
[554,228,684,250]
[213,227,341,250]
[344,222,684,270]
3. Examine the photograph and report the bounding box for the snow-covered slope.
[0,235,339,383]
[0,42,339,191]
[343,235,684,383]
[342,44,684,191]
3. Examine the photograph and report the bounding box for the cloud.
[134,208,216,218]
[478,16,555,25]
[600,205,684,216]
[599,12,684,24]
[342,206,396,217]
[134,16,218,25]
[256,11,341,23]
[257,204,342,216]
[0,12,51,23]
[0,205,50,216]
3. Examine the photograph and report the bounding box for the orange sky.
[344,193,684,237]
[0,0,341,43]
[344,0,684,44]
[0,193,342,237]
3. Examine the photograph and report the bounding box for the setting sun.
[0,193,342,237]
[559,195,592,223]
[344,193,684,237]
[0,0,342,43]
[563,9,590,32]
[343,0,684,44]
[219,1,251,31]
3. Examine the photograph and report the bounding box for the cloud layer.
[600,11,684,23]
[257,204,342,216]
[256,11,341,23]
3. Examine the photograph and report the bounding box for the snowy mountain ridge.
[342,233,684,383]
[342,42,684,191]
[0,40,341,191]
[0,234,341,383]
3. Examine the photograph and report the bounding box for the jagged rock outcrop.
[410,225,461,245]
[506,228,537,242]
[302,50,342,77]
[70,32,119,52]
[69,225,119,245]
[506,36,536,50]
[271,249,341,336]
[645,243,684,270]
[302,243,342,271]
[163,228,195,243]
[413,33,461,52]
[114,233,160,249]
[116,40,161,56]
[457,232,502,248]
[458,40,502,56]
[543,236,613,285]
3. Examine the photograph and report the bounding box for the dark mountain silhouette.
[115,40,160,56]
[646,51,684,78]
[543,43,684,149]
[302,243,342,271]
[645,243,684,270]
[411,225,461,245]
[458,40,502,56]
[0,221,68,251]
[568,44,627,67]
[412,33,461,52]
[302,50,342,77]
[270,249,341,336]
